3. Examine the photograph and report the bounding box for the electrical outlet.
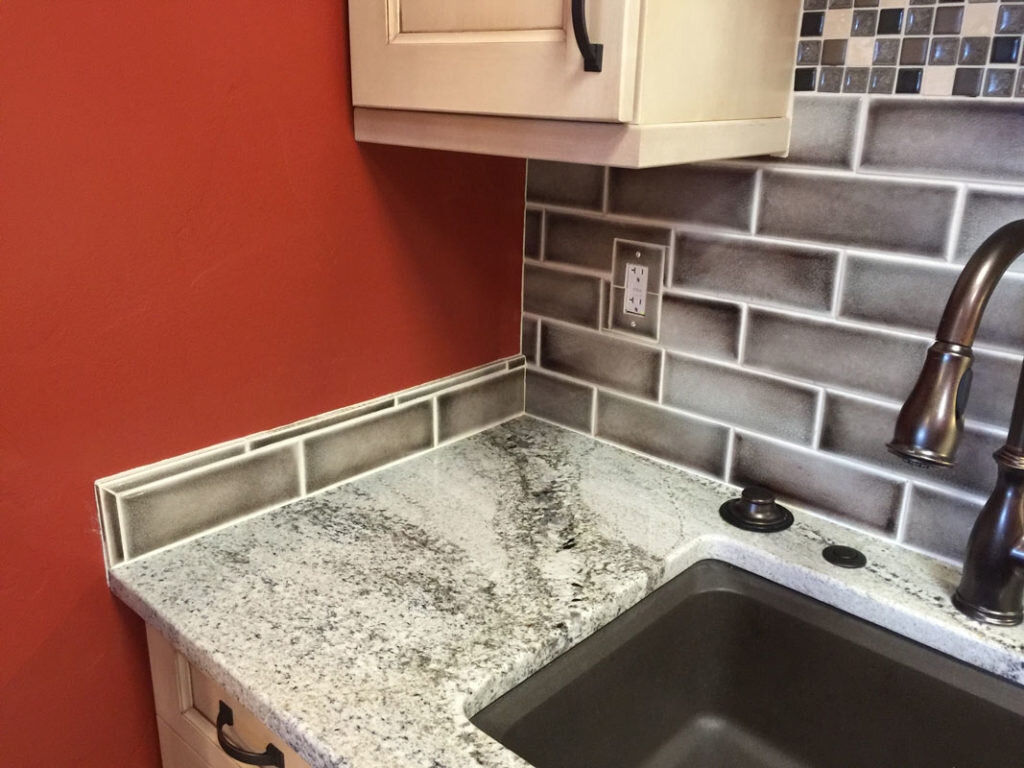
[624,264,649,316]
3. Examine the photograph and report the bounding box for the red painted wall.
[0,2,525,765]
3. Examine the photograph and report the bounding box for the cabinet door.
[349,0,641,122]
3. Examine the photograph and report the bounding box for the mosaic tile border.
[797,0,1024,97]
[96,357,526,567]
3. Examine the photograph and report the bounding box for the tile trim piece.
[96,356,526,568]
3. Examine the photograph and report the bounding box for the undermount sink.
[472,560,1024,768]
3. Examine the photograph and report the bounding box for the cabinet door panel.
[400,0,563,33]
[350,0,640,122]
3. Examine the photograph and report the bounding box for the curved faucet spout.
[888,220,1024,626]
[937,220,1024,347]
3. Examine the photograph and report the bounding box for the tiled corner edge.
[96,356,526,568]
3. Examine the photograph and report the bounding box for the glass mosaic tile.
[796,0,1024,98]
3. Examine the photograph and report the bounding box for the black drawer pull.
[571,0,604,72]
[216,701,285,767]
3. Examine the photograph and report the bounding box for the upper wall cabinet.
[349,0,802,168]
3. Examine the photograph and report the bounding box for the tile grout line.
[534,317,542,363]
[723,429,736,484]
[534,364,909,483]
[749,168,763,235]
[736,303,750,365]
[538,208,548,262]
[532,361,998,505]
[296,442,307,497]
[657,348,667,404]
[812,388,827,450]
[536,200,961,265]
[831,249,848,319]
[533,313,1015,433]
[944,183,969,264]
[894,481,914,544]
[850,94,870,172]
[531,362,992,533]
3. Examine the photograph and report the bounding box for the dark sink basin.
[472,560,1024,768]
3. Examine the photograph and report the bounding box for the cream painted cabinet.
[350,0,802,168]
[147,625,312,768]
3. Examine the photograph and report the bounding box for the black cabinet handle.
[216,701,285,767]
[571,0,604,72]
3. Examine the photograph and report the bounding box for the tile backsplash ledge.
[523,94,1024,565]
[96,357,526,567]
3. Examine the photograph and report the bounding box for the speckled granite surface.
[111,417,1024,768]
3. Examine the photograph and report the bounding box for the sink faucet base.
[952,460,1024,626]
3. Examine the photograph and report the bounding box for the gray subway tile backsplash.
[526,161,604,210]
[659,294,742,362]
[524,264,603,329]
[664,355,820,445]
[543,212,671,272]
[524,209,542,259]
[841,253,1024,352]
[100,358,526,565]
[674,230,839,312]
[757,171,957,257]
[776,95,861,168]
[512,13,1024,565]
[521,91,1024,552]
[731,433,904,533]
[596,392,729,477]
[437,370,525,442]
[820,392,1002,496]
[305,402,434,493]
[522,317,538,364]
[119,444,302,559]
[861,100,1024,182]
[540,322,661,400]
[971,349,1022,427]
[904,485,983,562]
[609,165,757,231]
[525,369,594,433]
[744,309,929,402]
[955,188,1024,269]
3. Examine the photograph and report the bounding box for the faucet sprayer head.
[887,341,973,469]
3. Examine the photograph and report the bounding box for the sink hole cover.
[823,545,867,569]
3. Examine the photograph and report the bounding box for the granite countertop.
[111,417,1024,768]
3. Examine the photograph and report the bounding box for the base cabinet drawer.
[147,624,312,768]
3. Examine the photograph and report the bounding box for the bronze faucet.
[889,220,1024,626]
